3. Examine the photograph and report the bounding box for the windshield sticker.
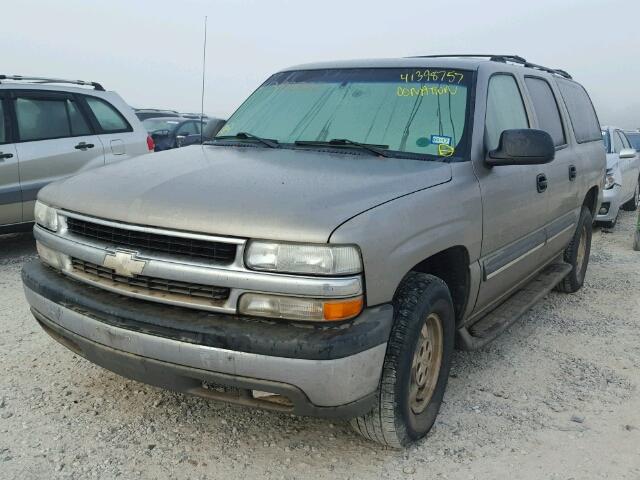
[415,137,430,147]
[400,70,464,84]
[397,85,458,97]
[430,135,452,146]
[438,144,455,157]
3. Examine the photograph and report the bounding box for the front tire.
[350,273,454,448]
[556,206,592,293]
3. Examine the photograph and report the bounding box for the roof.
[281,55,572,79]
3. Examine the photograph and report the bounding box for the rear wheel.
[621,179,639,212]
[556,206,592,293]
[350,273,454,448]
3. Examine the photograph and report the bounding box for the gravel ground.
[1,212,639,480]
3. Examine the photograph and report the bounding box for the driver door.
[472,73,552,316]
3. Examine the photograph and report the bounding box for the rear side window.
[0,100,6,144]
[620,132,631,149]
[15,96,91,141]
[85,97,131,133]
[626,132,640,150]
[524,77,565,146]
[556,80,601,143]
[485,74,529,151]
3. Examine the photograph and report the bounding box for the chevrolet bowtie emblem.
[103,250,147,277]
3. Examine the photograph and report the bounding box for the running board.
[457,262,572,350]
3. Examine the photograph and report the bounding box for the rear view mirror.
[486,129,555,166]
[619,148,636,159]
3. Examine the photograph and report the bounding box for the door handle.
[536,173,548,193]
[0,152,13,161]
[569,165,577,181]
[75,142,94,150]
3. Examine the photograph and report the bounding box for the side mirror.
[486,129,555,166]
[176,134,187,147]
[619,148,636,159]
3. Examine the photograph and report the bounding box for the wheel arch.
[405,246,471,326]
[583,185,599,217]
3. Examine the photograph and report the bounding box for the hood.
[39,145,452,243]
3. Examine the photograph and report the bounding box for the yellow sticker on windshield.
[438,144,455,157]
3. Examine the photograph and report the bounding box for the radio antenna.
[200,15,208,144]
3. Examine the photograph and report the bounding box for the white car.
[0,75,154,234]
[598,126,640,227]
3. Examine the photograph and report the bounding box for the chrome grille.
[71,258,230,302]
[66,217,237,263]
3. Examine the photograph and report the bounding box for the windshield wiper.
[213,132,280,148]
[295,138,390,157]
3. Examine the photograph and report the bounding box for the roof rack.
[134,108,180,113]
[406,55,572,79]
[0,75,105,91]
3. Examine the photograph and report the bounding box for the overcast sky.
[2,0,639,128]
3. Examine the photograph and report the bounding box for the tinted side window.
[620,132,631,149]
[557,80,601,143]
[177,121,200,136]
[524,77,565,146]
[626,132,640,150]
[0,100,5,144]
[15,96,91,141]
[85,97,131,133]
[485,74,529,151]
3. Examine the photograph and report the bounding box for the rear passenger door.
[473,73,552,315]
[81,95,139,164]
[523,76,578,255]
[0,92,21,225]
[12,91,104,222]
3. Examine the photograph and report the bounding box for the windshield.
[217,68,472,158]
[143,118,181,133]
[625,132,640,150]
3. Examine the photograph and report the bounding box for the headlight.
[34,201,58,231]
[245,241,362,276]
[604,169,617,190]
[239,293,363,322]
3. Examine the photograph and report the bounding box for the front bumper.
[22,260,392,417]
[596,186,622,222]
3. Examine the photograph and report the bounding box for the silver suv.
[0,75,152,233]
[22,56,605,447]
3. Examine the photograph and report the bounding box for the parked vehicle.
[598,126,640,227]
[143,116,205,151]
[143,116,226,150]
[134,108,181,121]
[0,75,153,234]
[23,55,605,447]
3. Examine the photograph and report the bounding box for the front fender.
[330,163,482,306]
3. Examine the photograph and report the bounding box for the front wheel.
[556,206,593,293]
[350,273,454,448]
